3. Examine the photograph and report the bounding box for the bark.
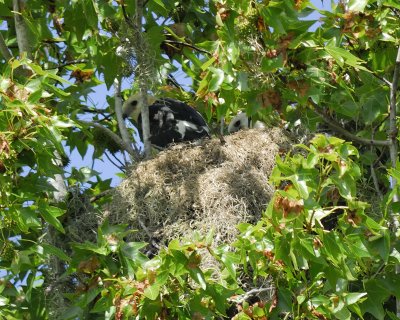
[114,78,140,161]
[134,0,152,158]
[388,46,400,318]
[12,0,31,58]
[82,120,138,157]
[309,100,391,147]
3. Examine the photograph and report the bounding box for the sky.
[67,0,334,188]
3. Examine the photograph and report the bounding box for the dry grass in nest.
[104,128,291,248]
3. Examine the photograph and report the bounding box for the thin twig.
[308,99,391,147]
[120,0,134,28]
[44,59,88,70]
[89,189,114,203]
[369,126,384,199]
[163,39,211,55]
[137,217,161,250]
[104,151,125,171]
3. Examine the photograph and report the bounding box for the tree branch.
[163,40,211,55]
[228,286,273,304]
[81,120,139,158]
[104,151,125,170]
[389,46,400,170]
[114,78,140,162]
[388,45,400,318]
[134,0,152,158]
[44,59,88,70]
[308,99,391,147]
[89,189,114,203]
[12,0,31,58]
[0,32,13,61]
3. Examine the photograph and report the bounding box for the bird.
[122,93,210,149]
[227,112,266,134]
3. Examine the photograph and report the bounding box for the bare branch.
[163,40,211,55]
[228,287,273,304]
[388,46,400,318]
[104,151,126,170]
[134,0,152,158]
[389,46,400,169]
[308,99,391,147]
[89,189,114,203]
[81,120,139,158]
[0,32,13,61]
[13,0,32,58]
[44,59,88,70]
[121,0,134,28]
[114,78,140,162]
[388,45,400,224]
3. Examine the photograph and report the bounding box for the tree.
[0,0,399,318]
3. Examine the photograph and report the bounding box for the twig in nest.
[137,217,161,251]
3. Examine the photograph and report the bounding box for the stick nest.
[104,128,291,247]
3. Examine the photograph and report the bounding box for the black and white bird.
[227,112,266,134]
[122,94,210,149]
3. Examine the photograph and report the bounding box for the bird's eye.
[234,121,241,127]
[130,100,138,107]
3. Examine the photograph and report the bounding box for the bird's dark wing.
[138,98,210,148]
[156,98,209,128]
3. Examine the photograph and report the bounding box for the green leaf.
[201,57,216,71]
[121,242,148,265]
[208,67,224,92]
[321,232,342,264]
[40,243,71,262]
[61,306,82,320]
[345,235,372,259]
[324,46,367,70]
[144,283,160,300]
[291,173,310,199]
[348,0,368,12]
[382,1,400,10]
[0,296,9,307]
[261,55,284,72]
[361,279,391,320]
[220,251,239,279]
[19,207,41,231]
[237,71,248,91]
[73,242,109,255]
[369,230,390,262]
[344,292,367,305]
[40,205,65,233]
[188,268,207,290]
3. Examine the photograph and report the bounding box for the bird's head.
[227,112,250,133]
[122,93,157,122]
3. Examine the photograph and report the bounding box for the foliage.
[0,0,400,319]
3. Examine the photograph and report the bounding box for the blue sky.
[67,0,333,188]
